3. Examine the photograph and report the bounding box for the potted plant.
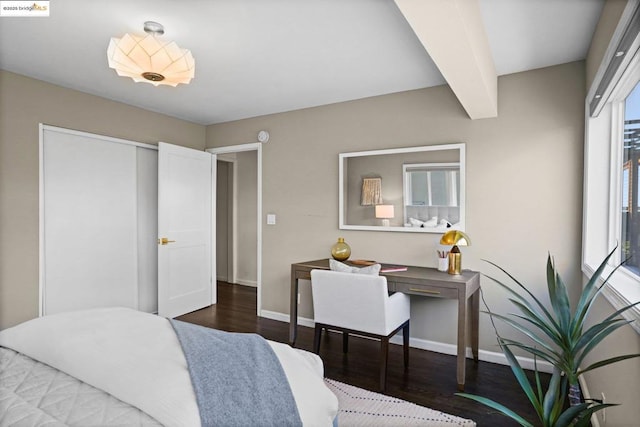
[459,343,615,426]
[457,247,640,426]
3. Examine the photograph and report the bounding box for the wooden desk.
[290,259,480,391]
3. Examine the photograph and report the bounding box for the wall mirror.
[339,143,465,233]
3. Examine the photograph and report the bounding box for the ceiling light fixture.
[107,21,195,87]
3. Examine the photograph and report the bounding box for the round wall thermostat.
[258,130,270,143]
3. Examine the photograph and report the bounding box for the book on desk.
[380,265,408,273]
[349,259,408,273]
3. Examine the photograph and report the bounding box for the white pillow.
[409,217,424,227]
[329,259,381,275]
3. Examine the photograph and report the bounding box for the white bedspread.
[0,308,338,427]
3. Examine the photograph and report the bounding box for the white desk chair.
[310,269,410,391]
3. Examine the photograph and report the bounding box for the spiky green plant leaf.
[546,256,571,333]
[483,261,559,328]
[579,354,640,375]
[454,393,534,427]
[498,338,561,366]
[571,247,618,334]
[555,402,618,427]
[572,320,629,373]
[541,367,561,422]
[500,341,540,412]
[485,312,558,354]
[507,300,563,344]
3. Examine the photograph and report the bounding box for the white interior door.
[158,142,216,318]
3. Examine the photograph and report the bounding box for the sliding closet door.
[42,128,141,314]
[137,148,159,313]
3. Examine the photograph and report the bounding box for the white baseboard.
[261,310,315,328]
[259,309,554,373]
[388,334,554,373]
[234,279,257,288]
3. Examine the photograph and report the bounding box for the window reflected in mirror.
[403,163,460,228]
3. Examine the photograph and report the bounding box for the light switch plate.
[266,214,276,225]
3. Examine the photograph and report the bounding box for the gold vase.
[331,237,351,261]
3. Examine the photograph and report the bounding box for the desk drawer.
[392,282,458,299]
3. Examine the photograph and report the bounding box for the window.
[583,5,640,333]
[622,82,640,276]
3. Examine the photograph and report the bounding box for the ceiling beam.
[395,0,498,119]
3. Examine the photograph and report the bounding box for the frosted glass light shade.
[107,33,195,87]
[375,204,395,219]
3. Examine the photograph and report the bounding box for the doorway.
[208,144,262,316]
[216,159,233,283]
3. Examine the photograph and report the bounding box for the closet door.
[42,128,138,314]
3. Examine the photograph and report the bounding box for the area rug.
[325,378,476,426]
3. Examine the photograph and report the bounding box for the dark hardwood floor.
[178,282,548,426]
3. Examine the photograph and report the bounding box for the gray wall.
[208,59,639,426]
[0,70,206,329]
[207,61,586,353]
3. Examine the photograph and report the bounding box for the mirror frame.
[338,143,466,233]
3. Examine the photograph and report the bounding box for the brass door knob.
[158,237,176,245]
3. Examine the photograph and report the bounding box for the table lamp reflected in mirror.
[375,204,394,227]
[439,230,471,275]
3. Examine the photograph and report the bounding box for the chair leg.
[403,322,410,370]
[342,331,349,353]
[380,337,389,392]
[313,325,322,354]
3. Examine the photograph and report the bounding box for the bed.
[0,307,339,426]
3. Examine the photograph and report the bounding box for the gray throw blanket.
[169,320,302,427]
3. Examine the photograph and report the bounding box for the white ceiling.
[0,0,604,125]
